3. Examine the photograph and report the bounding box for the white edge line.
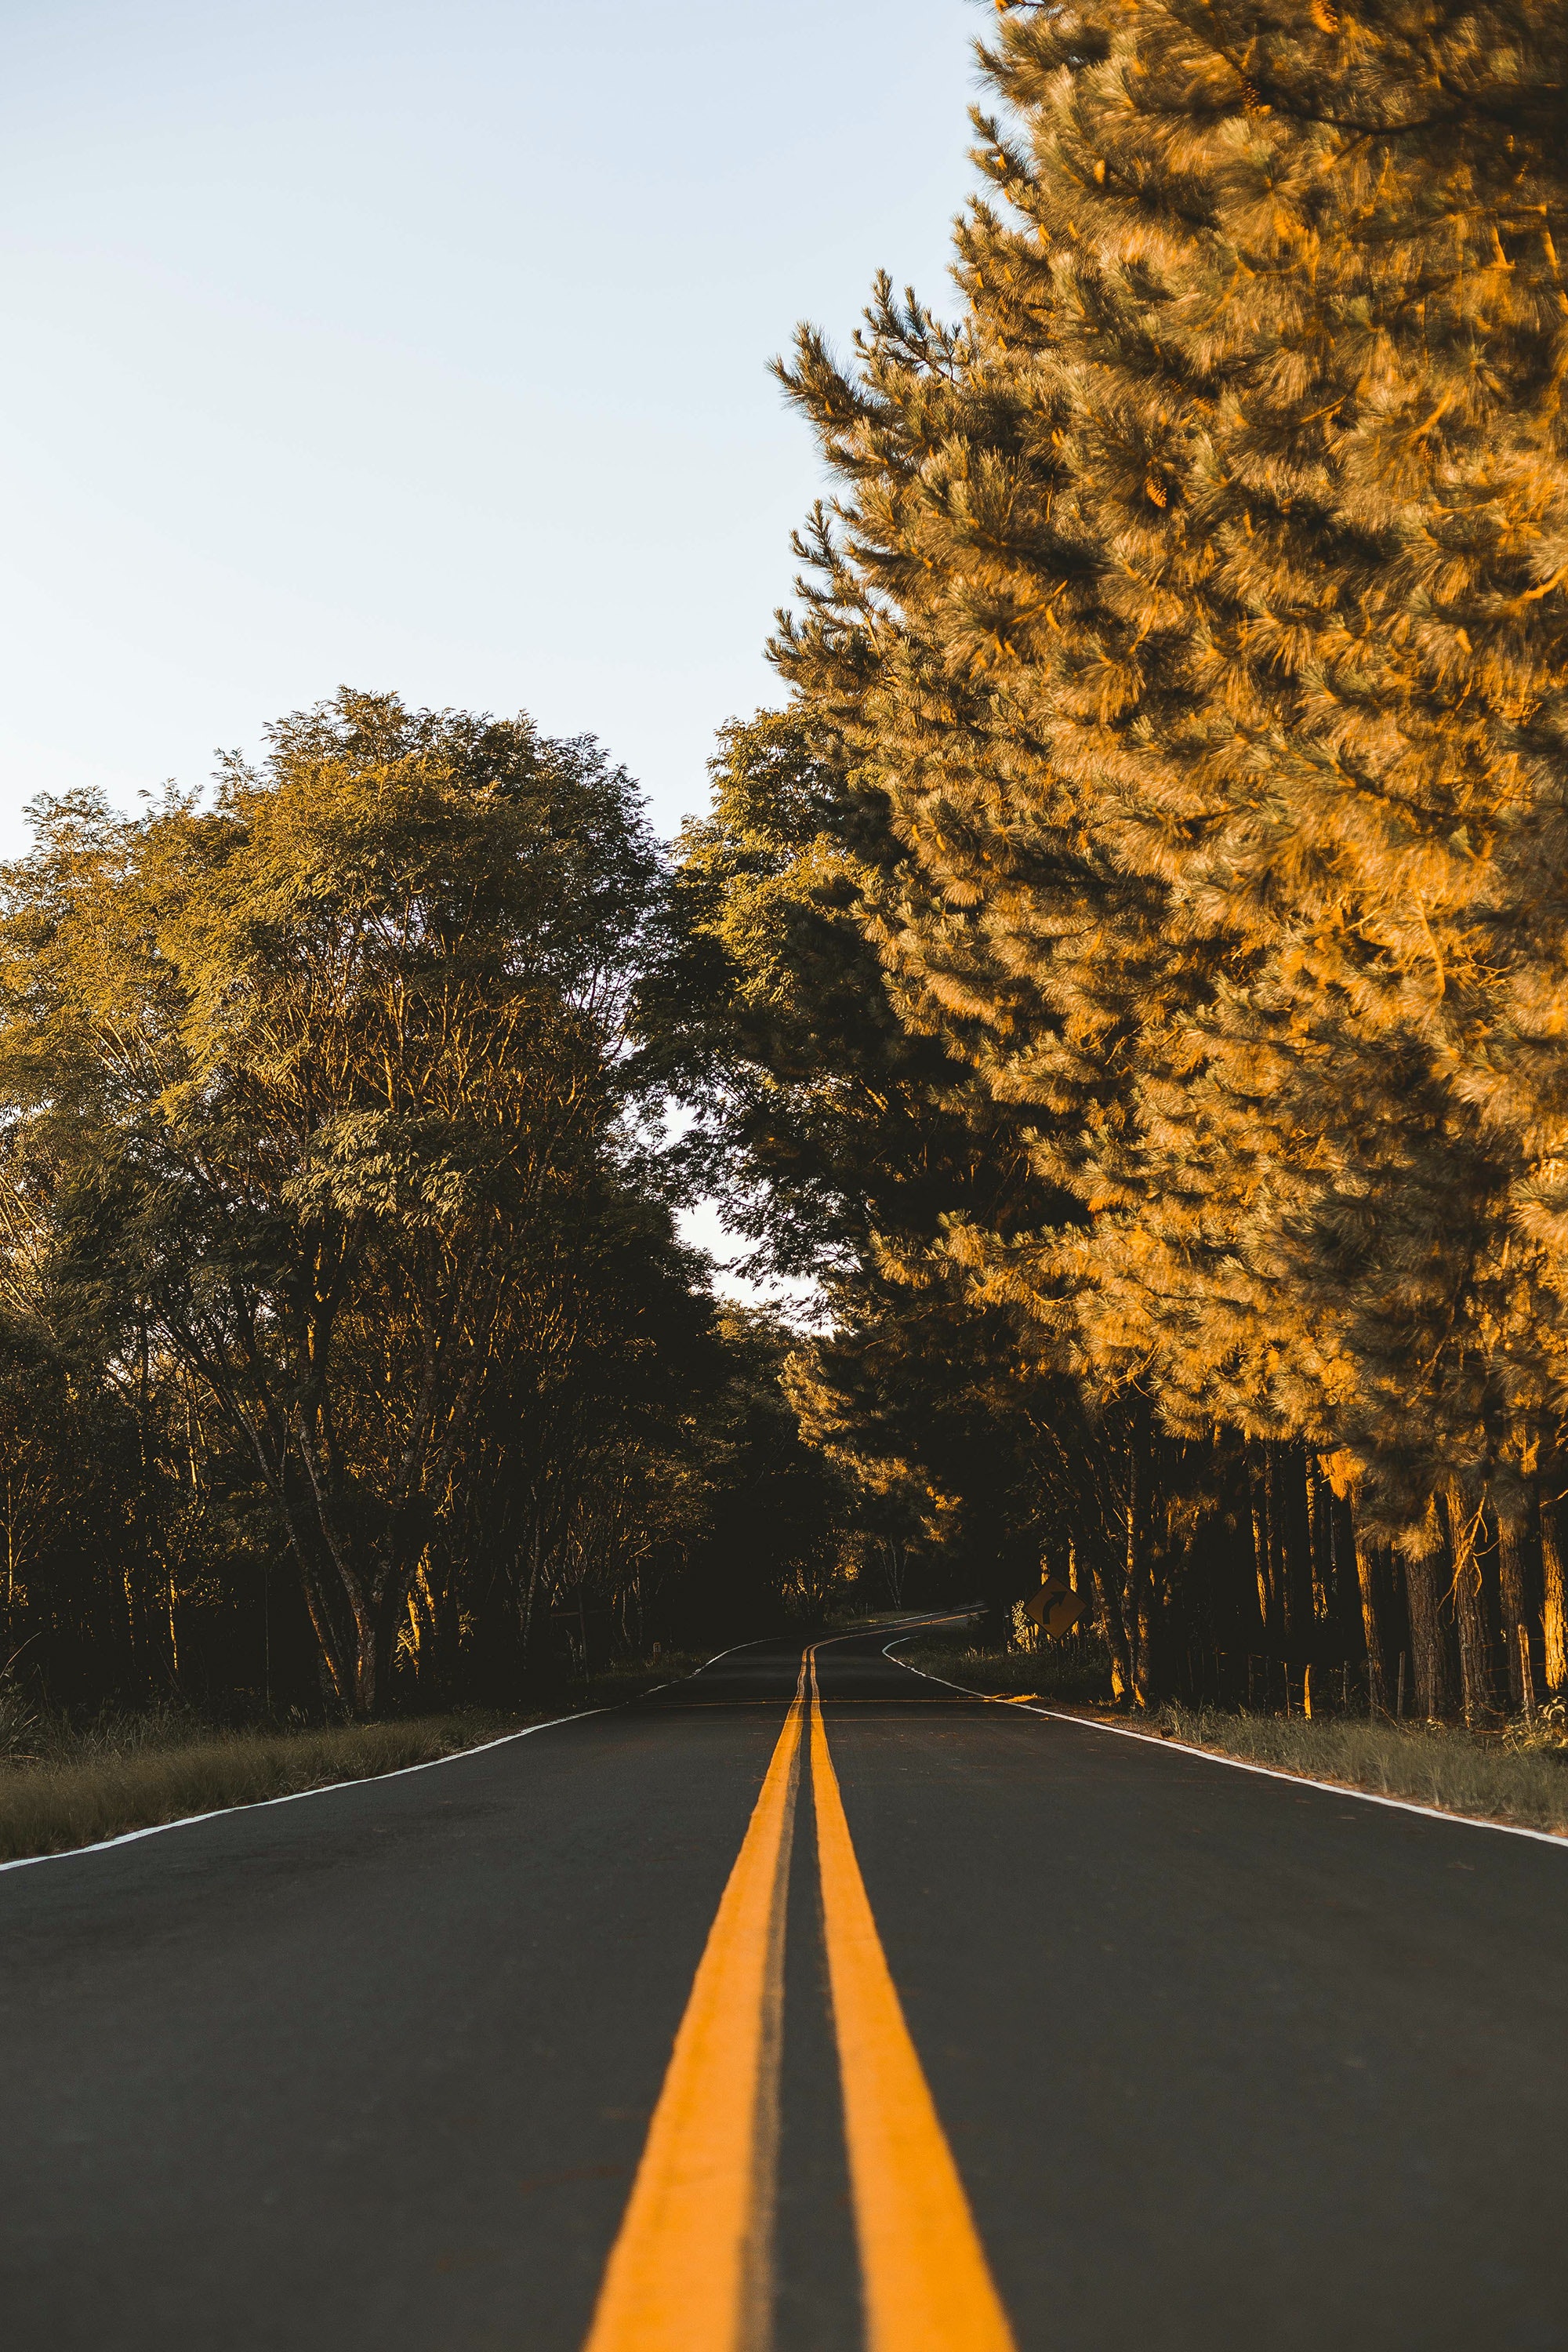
[0,1708,608,1876]
[696,1635,775,1668]
[881,1639,1568,1852]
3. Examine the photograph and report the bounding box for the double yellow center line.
[582,1648,1017,2352]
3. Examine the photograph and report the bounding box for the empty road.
[3,1625,1566,2350]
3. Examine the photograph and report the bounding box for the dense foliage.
[0,693,850,1716]
[666,0,1568,1718]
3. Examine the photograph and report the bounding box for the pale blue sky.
[2,0,985,855]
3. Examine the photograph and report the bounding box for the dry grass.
[0,1642,711,1866]
[1145,1703,1568,1838]
[895,1639,1568,1838]
[0,1708,550,1865]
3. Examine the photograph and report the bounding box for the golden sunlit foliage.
[670,0,1568,1718]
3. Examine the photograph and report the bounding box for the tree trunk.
[1403,1531,1456,1721]
[1347,1501,1388,1715]
[1496,1514,1530,1712]
[1541,1493,1568,1695]
[1265,1443,1283,1643]
[1306,1454,1334,1632]
[278,1513,355,1714]
[1277,1442,1314,1646]
[1127,1393,1155,1708]
[1087,1514,1136,1707]
[1247,1440,1277,1645]
[350,1583,379,1719]
[1439,1486,1496,1727]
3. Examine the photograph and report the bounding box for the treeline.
[0,692,849,1717]
[655,0,1568,1720]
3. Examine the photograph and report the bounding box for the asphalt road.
[4,1626,1566,2350]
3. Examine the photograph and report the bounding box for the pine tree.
[764,0,1568,1710]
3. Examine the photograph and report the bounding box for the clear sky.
[2,0,985,855]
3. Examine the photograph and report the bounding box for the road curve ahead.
[3,1627,1566,2351]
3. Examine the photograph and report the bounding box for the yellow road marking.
[808,1650,1018,2352]
[582,1659,805,2352]
[583,1640,1018,2351]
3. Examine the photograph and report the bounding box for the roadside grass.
[895,1637,1568,1838]
[0,1649,706,1866]
[0,1708,547,1865]
[896,1632,1112,1704]
[1149,1703,1568,1838]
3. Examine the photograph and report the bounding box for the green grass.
[892,1636,1568,1838]
[0,1650,707,1865]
